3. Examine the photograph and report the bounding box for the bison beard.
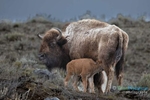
[44,53,61,71]
[42,51,70,71]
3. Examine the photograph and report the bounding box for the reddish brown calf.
[64,58,103,93]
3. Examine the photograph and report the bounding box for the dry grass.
[5,32,24,41]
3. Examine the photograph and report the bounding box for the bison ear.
[57,37,67,46]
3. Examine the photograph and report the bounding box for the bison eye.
[38,53,46,59]
[49,42,56,48]
[41,54,45,58]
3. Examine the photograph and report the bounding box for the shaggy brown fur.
[38,28,70,71]
[64,58,103,93]
[38,19,129,94]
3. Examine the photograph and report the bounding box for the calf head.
[38,28,67,70]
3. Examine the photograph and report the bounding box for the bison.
[38,19,129,93]
[64,58,106,93]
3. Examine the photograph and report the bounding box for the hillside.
[0,17,150,100]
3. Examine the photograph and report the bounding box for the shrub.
[27,16,50,23]
[0,21,12,32]
[5,32,24,41]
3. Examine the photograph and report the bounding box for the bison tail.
[115,31,129,85]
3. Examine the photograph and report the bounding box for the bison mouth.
[38,53,61,70]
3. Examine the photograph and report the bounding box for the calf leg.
[73,75,80,91]
[81,75,88,92]
[64,73,72,87]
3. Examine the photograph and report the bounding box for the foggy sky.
[0,0,150,21]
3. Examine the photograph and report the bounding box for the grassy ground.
[0,17,150,100]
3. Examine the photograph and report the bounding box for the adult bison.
[38,19,129,93]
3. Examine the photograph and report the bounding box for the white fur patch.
[89,25,114,34]
[88,77,93,84]
[101,71,107,93]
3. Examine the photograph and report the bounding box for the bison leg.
[72,75,80,91]
[100,70,107,93]
[96,71,107,94]
[105,66,114,93]
[117,73,123,86]
[88,75,95,93]
[115,55,124,86]
[116,68,124,86]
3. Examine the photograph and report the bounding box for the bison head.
[38,28,69,70]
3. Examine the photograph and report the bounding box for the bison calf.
[64,58,105,93]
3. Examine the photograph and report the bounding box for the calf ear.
[96,60,102,64]
[57,37,67,46]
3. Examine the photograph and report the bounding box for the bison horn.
[37,34,43,39]
[52,27,62,40]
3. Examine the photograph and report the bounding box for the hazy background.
[0,0,150,21]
